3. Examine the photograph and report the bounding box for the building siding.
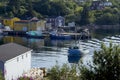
[4,51,31,80]
[14,20,45,31]
[46,16,65,29]
[3,18,20,30]
[14,23,29,31]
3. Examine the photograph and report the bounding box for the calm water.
[0,28,120,69]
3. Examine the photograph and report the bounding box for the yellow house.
[3,36,14,43]
[14,20,46,31]
[3,17,20,30]
[3,36,27,45]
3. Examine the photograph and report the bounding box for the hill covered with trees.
[0,0,120,25]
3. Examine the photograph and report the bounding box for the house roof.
[31,20,40,22]
[46,16,64,19]
[0,43,32,62]
[30,17,39,21]
[15,20,40,23]
[3,17,20,20]
[15,20,30,23]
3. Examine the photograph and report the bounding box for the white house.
[0,43,32,80]
[46,16,65,29]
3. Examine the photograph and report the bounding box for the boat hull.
[68,49,82,56]
[68,55,81,63]
[50,35,71,40]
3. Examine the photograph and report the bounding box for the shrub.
[48,43,120,80]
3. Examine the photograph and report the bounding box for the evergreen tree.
[7,0,21,16]
[80,5,90,25]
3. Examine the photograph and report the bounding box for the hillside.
[0,0,120,25]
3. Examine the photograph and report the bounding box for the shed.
[0,43,32,80]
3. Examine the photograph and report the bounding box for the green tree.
[79,5,90,25]
[96,13,119,25]
[7,0,21,16]
[48,43,120,80]
[26,0,34,15]
[78,1,92,25]
[79,43,120,80]
[48,63,79,80]
[18,76,32,80]
[88,11,96,24]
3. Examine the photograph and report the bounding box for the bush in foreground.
[47,63,80,80]
[0,71,4,80]
[48,43,120,80]
[18,76,33,80]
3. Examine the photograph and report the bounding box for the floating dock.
[60,33,91,40]
[2,31,91,40]
[3,31,27,36]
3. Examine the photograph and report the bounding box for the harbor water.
[0,28,120,69]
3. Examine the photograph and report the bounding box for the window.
[17,57,19,62]
[26,53,28,57]
[22,55,24,59]
[5,20,7,23]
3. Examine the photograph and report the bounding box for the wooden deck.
[2,31,91,40]
[60,32,91,40]
[60,33,81,35]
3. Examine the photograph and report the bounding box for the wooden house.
[0,43,32,80]
[3,17,20,30]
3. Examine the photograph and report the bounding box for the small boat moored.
[68,43,90,56]
[68,46,82,56]
[26,31,44,38]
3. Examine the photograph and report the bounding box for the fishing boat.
[68,46,82,56]
[68,35,89,56]
[26,31,44,38]
[68,45,89,56]
[68,28,90,56]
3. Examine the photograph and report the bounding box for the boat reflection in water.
[68,46,82,63]
[68,55,81,63]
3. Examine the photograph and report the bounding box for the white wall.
[4,50,32,80]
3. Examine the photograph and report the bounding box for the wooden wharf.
[60,32,91,40]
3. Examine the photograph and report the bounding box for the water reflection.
[68,55,81,63]
[91,28,120,39]
[0,36,3,45]
[1,28,120,68]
